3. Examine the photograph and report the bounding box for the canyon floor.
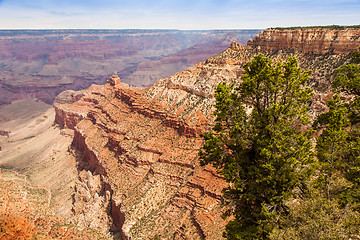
[0,100,115,239]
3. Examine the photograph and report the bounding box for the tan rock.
[249,27,360,54]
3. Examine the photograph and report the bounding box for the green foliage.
[201,51,360,239]
[333,64,360,96]
[313,95,350,199]
[352,48,360,64]
[150,234,161,240]
[343,128,360,185]
[308,52,360,237]
[200,54,314,239]
[332,60,360,125]
[271,190,360,240]
[331,61,360,193]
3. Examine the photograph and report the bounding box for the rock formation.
[0,170,112,239]
[0,130,10,137]
[55,67,240,239]
[248,26,360,54]
[0,100,112,239]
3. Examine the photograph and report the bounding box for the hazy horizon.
[0,0,359,30]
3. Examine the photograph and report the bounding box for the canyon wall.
[55,69,242,239]
[248,27,360,54]
[0,29,260,106]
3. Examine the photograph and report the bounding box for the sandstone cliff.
[248,27,360,54]
[52,27,359,239]
[56,71,239,239]
[0,99,112,239]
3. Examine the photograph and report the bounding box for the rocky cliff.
[248,27,360,54]
[55,70,239,239]
[0,169,112,240]
[52,27,360,239]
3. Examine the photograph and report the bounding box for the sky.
[0,0,359,30]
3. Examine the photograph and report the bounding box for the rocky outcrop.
[0,103,112,239]
[248,27,360,54]
[54,92,87,129]
[0,169,112,239]
[55,69,239,238]
[54,85,101,129]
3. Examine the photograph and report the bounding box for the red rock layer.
[55,67,241,239]
[0,170,111,239]
[248,27,360,54]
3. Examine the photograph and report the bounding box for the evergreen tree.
[199,54,314,239]
[333,62,360,125]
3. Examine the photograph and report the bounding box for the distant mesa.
[0,29,261,107]
[248,27,360,54]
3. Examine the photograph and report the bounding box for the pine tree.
[199,54,314,239]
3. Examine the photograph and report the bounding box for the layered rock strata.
[0,170,112,239]
[56,70,242,239]
[248,27,360,54]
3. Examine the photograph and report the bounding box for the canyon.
[0,29,260,106]
[0,26,359,239]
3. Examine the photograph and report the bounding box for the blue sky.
[0,0,359,29]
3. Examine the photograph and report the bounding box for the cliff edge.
[248,26,360,54]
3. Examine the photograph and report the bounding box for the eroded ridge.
[55,74,232,239]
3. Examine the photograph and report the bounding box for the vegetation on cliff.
[200,54,314,239]
[200,50,360,239]
[274,48,360,239]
